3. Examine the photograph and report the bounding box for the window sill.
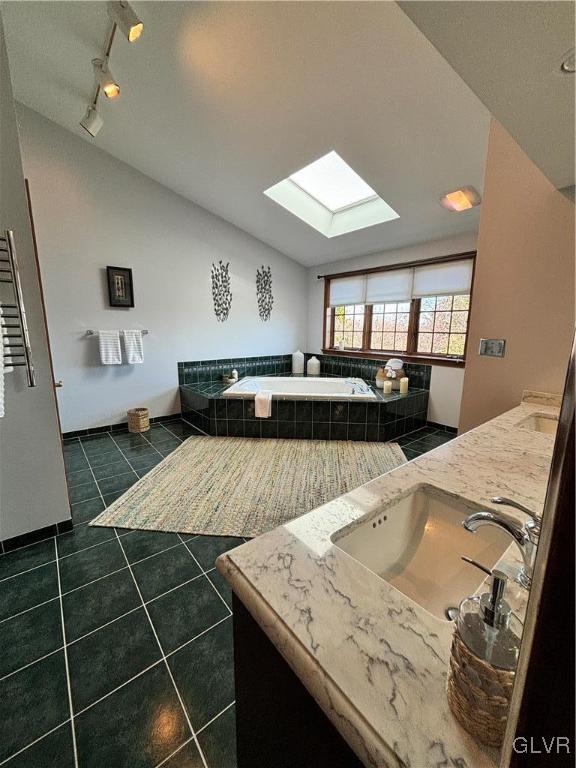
[321,348,466,368]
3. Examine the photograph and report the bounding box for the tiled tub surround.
[178,354,431,441]
[217,399,560,767]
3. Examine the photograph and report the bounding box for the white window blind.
[329,258,473,307]
[412,259,473,298]
[329,275,366,306]
[365,268,413,304]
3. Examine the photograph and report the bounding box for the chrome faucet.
[462,497,540,589]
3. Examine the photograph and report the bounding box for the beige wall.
[459,120,575,433]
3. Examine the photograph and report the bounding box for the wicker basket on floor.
[447,629,515,748]
[127,407,149,433]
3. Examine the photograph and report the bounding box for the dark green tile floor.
[0,420,244,768]
[0,420,453,767]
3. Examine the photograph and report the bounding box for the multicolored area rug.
[91,436,406,538]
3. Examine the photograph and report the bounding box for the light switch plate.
[479,338,506,358]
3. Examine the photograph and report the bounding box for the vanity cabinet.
[233,595,365,768]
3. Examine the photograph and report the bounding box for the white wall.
[0,21,70,541]
[306,232,477,429]
[17,106,308,433]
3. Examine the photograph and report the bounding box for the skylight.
[264,151,399,238]
[289,151,378,213]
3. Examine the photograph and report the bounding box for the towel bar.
[85,329,149,336]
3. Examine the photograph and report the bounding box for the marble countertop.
[217,397,560,768]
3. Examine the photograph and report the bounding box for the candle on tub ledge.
[399,377,409,395]
[383,380,393,395]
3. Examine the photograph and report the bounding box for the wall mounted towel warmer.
[0,230,36,387]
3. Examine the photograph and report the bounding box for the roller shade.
[328,257,473,307]
[329,275,366,306]
[412,259,473,298]
[365,268,413,304]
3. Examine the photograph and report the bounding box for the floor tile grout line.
[0,595,60,625]
[67,605,142,648]
[113,528,210,768]
[67,615,232,725]
[54,539,80,768]
[61,565,128,597]
[195,699,235,736]
[153,737,195,768]
[0,557,57,584]
[178,534,233,616]
[0,719,72,766]
[108,433,145,481]
[165,614,231,660]
[72,658,164,719]
[0,645,65,682]
[60,537,196,598]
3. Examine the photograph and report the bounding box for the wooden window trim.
[321,250,475,367]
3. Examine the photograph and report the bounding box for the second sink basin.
[331,485,510,621]
[516,413,558,435]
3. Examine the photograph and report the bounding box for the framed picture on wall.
[107,266,134,308]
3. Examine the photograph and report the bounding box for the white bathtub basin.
[222,376,377,401]
[331,485,510,620]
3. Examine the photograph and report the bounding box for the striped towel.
[98,330,122,365]
[123,330,144,364]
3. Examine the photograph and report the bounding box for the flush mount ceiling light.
[264,151,399,238]
[439,186,482,212]
[107,1,144,43]
[560,48,575,74]
[93,58,120,99]
[79,106,104,137]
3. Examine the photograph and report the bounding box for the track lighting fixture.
[93,58,120,99]
[107,1,143,42]
[79,3,143,136]
[79,106,104,137]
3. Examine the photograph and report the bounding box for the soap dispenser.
[447,557,523,748]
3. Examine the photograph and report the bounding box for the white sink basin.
[516,413,558,435]
[331,486,510,621]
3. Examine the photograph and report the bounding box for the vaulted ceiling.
[2,2,494,265]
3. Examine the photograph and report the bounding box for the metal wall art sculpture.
[211,260,232,322]
[256,265,273,322]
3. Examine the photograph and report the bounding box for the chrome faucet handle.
[490,496,541,534]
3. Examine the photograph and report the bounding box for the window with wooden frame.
[323,252,475,366]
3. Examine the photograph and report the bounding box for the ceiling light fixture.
[79,4,143,137]
[106,1,143,43]
[79,106,104,137]
[560,49,575,74]
[93,58,120,99]
[439,186,481,212]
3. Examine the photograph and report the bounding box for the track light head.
[107,1,143,42]
[79,106,103,137]
[93,58,120,99]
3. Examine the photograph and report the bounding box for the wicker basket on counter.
[127,407,149,433]
[447,629,515,748]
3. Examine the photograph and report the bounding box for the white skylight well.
[289,151,379,213]
[264,151,399,238]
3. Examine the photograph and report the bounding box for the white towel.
[123,330,144,364]
[98,330,122,365]
[255,390,272,418]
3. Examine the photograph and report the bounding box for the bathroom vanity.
[217,395,560,768]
